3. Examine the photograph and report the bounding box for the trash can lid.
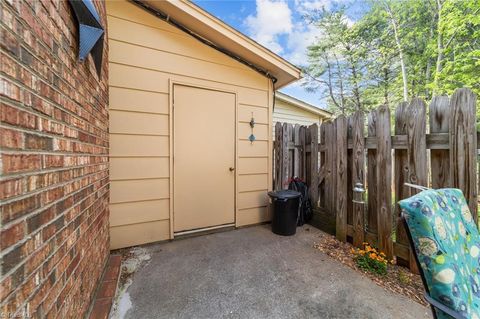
[267,190,301,199]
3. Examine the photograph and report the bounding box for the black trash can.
[268,190,301,236]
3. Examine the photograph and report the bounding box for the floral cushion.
[398,188,480,319]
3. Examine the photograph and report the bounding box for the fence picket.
[351,111,365,247]
[274,122,282,191]
[281,123,289,189]
[273,88,478,272]
[293,124,301,178]
[430,96,450,188]
[406,99,428,191]
[323,122,335,214]
[394,102,412,268]
[367,112,378,236]
[308,124,319,206]
[335,116,348,242]
[376,105,393,259]
[347,116,354,227]
[301,125,307,180]
[449,88,478,220]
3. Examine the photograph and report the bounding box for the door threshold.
[174,223,235,238]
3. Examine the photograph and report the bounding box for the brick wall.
[1,0,109,318]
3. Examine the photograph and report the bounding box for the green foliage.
[305,0,480,117]
[355,253,388,275]
[352,243,389,276]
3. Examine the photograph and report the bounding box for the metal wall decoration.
[249,112,256,143]
[68,0,105,76]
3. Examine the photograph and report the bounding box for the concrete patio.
[112,225,431,319]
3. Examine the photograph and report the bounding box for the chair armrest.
[424,293,468,319]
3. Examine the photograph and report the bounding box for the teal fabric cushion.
[398,188,480,319]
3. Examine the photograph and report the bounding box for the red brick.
[2,193,41,224]
[0,27,20,57]
[24,133,53,150]
[1,153,41,174]
[0,52,18,78]
[88,298,111,319]
[25,242,51,274]
[0,220,25,249]
[2,243,27,275]
[0,177,24,200]
[0,127,24,149]
[0,79,21,102]
[103,265,120,282]
[26,206,55,233]
[42,154,63,168]
[1,1,109,317]
[0,103,36,129]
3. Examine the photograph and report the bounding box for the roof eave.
[141,0,301,88]
[276,92,332,118]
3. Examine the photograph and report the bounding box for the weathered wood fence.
[273,88,479,271]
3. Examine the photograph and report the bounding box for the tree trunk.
[350,63,362,111]
[425,18,435,98]
[383,58,390,106]
[325,57,342,111]
[384,2,408,101]
[334,54,346,114]
[433,0,443,94]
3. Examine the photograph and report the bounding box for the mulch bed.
[313,233,428,307]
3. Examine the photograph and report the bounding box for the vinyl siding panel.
[237,207,270,227]
[107,0,272,249]
[110,220,170,250]
[238,157,269,175]
[272,98,327,139]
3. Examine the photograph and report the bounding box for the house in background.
[273,92,332,137]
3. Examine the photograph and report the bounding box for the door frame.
[169,79,238,239]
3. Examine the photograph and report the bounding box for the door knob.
[229,167,235,171]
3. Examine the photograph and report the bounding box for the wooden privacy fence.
[273,88,479,271]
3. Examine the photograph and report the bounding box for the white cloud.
[285,22,323,65]
[245,0,354,67]
[245,0,293,54]
[294,0,335,14]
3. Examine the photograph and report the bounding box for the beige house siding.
[272,96,330,138]
[107,1,273,249]
[274,98,323,126]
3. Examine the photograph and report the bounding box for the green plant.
[352,243,391,276]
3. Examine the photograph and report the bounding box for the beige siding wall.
[272,98,323,138]
[107,1,272,249]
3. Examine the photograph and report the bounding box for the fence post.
[335,116,348,242]
[351,111,365,247]
[308,124,319,206]
[449,88,478,221]
[430,96,451,188]
[376,105,393,259]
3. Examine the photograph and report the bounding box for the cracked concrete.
[113,225,431,319]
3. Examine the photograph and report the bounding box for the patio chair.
[398,186,480,319]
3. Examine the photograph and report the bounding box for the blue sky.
[193,0,368,109]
